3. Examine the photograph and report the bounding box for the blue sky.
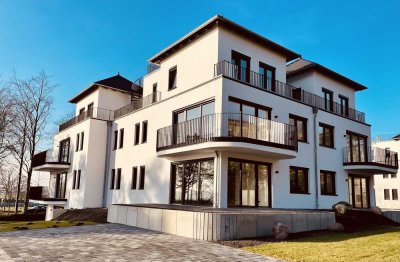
[1,0,399,138]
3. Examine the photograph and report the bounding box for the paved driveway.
[0,224,279,261]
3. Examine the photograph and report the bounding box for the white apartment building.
[30,16,399,221]
[373,135,400,209]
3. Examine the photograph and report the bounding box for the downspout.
[214,151,220,208]
[102,121,113,207]
[313,107,319,209]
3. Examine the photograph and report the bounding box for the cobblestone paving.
[0,224,280,261]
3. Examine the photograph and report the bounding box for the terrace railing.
[59,107,113,132]
[157,113,297,151]
[214,60,366,123]
[343,146,399,168]
[114,91,161,119]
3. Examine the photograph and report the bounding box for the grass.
[0,220,97,232]
[244,227,400,262]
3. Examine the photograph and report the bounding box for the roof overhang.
[148,15,301,64]
[69,83,132,104]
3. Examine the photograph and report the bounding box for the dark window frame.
[231,50,251,83]
[115,168,121,190]
[80,132,84,151]
[134,123,140,145]
[139,166,145,190]
[131,167,138,190]
[322,88,334,111]
[290,166,309,194]
[72,170,77,190]
[76,170,81,190]
[320,170,336,195]
[319,123,335,148]
[110,169,115,190]
[289,114,308,143]
[383,174,389,179]
[392,189,398,200]
[259,62,276,91]
[391,173,397,179]
[168,66,177,90]
[75,133,80,152]
[339,95,349,117]
[142,121,148,143]
[384,189,390,200]
[113,130,118,150]
[119,128,124,149]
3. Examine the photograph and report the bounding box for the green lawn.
[0,220,96,232]
[244,227,400,262]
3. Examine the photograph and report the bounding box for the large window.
[289,114,307,142]
[320,170,336,195]
[110,169,115,190]
[119,128,124,149]
[171,159,214,206]
[346,131,367,162]
[393,189,398,200]
[131,167,138,190]
[80,132,84,151]
[168,66,177,90]
[115,168,121,190]
[322,88,333,111]
[58,138,70,163]
[348,175,370,208]
[319,123,334,148]
[259,62,275,91]
[113,130,118,150]
[76,133,80,152]
[231,50,250,82]
[290,166,309,194]
[72,170,81,190]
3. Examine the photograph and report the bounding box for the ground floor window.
[348,175,370,208]
[171,159,214,206]
[320,170,336,195]
[290,166,309,194]
[227,158,271,207]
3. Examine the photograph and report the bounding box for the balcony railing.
[29,186,66,201]
[59,107,113,132]
[214,60,366,123]
[32,149,70,168]
[147,63,160,74]
[157,113,297,151]
[114,91,162,119]
[343,146,399,168]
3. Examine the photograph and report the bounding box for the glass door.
[348,175,370,208]
[346,132,368,163]
[258,165,270,207]
[55,173,67,199]
[58,138,70,163]
[241,163,256,206]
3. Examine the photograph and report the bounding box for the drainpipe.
[313,107,319,209]
[214,151,220,208]
[102,121,113,207]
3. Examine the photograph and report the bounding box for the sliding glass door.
[348,175,370,208]
[228,159,271,207]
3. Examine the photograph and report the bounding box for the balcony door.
[231,50,250,83]
[228,159,271,207]
[58,138,70,163]
[346,132,367,163]
[55,173,67,199]
[348,175,370,208]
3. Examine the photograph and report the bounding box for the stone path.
[0,224,280,261]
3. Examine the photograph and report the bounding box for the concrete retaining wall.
[383,211,400,223]
[108,205,335,241]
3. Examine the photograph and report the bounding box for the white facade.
[31,16,398,214]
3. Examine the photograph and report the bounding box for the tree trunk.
[23,168,32,213]
[14,128,27,214]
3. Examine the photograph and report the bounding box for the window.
[289,114,308,142]
[322,88,333,111]
[131,167,138,190]
[79,108,85,115]
[119,128,124,149]
[58,138,70,163]
[76,170,81,190]
[346,131,367,162]
[383,174,389,179]
[384,189,390,200]
[168,66,177,90]
[115,168,121,190]
[320,170,336,195]
[75,133,80,152]
[339,95,349,117]
[319,123,334,148]
[139,166,145,190]
[110,169,115,190]
[259,62,276,91]
[142,121,148,143]
[393,189,398,200]
[80,132,84,151]
[152,83,158,103]
[134,123,140,145]
[392,173,397,179]
[231,50,250,82]
[87,103,94,117]
[290,166,309,194]
[113,130,118,150]
[72,170,77,190]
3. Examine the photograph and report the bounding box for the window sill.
[319,145,335,150]
[290,192,310,195]
[321,194,338,196]
[141,141,147,144]
[168,87,177,91]
[298,141,309,144]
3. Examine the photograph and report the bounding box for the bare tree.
[0,82,14,164]
[11,72,54,213]
[0,165,19,212]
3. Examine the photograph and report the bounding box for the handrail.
[114,91,161,119]
[59,107,113,132]
[32,149,70,168]
[214,60,366,123]
[157,113,297,151]
[343,146,399,168]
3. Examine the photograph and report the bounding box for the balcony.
[114,91,162,119]
[59,107,113,132]
[214,61,366,123]
[29,186,67,205]
[157,113,297,159]
[32,150,70,172]
[343,146,399,174]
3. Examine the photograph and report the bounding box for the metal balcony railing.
[157,113,297,151]
[59,107,113,132]
[343,146,399,168]
[214,60,366,123]
[32,149,70,168]
[114,91,161,119]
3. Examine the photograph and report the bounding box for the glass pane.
[298,170,306,193]
[199,160,214,206]
[361,178,368,208]
[352,138,360,162]
[175,112,185,123]
[290,169,296,192]
[326,174,334,194]
[297,120,304,141]
[257,110,270,141]
[320,173,325,194]
[242,105,256,139]
[227,102,241,137]
[173,164,184,203]
[354,178,362,208]
[240,59,248,82]
[259,67,265,89]
[348,177,353,205]
[319,126,324,145]
[324,128,331,147]
[228,161,241,206]
[242,163,256,206]
[201,102,215,117]
[187,107,201,121]
[183,162,199,205]
[258,165,269,207]
[359,138,366,162]
[266,70,273,90]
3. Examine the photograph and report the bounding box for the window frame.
[119,128,124,149]
[80,132,84,151]
[76,170,81,190]
[319,123,335,148]
[258,62,276,91]
[392,189,398,200]
[339,95,349,117]
[289,114,308,143]
[290,166,309,194]
[134,123,140,145]
[131,167,138,190]
[75,133,80,152]
[322,88,334,111]
[320,170,336,196]
[72,170,77,190]
[139,166,145,190]
[168,66,177,90]
[231,50,251,83]
[110,169,115,190]
[113,130,118,150]
[142,121,148,144]
[115,168,121,190]
[384,189,390,200]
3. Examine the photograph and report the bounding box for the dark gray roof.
[286,58,367,91]
[393,134,400,140]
